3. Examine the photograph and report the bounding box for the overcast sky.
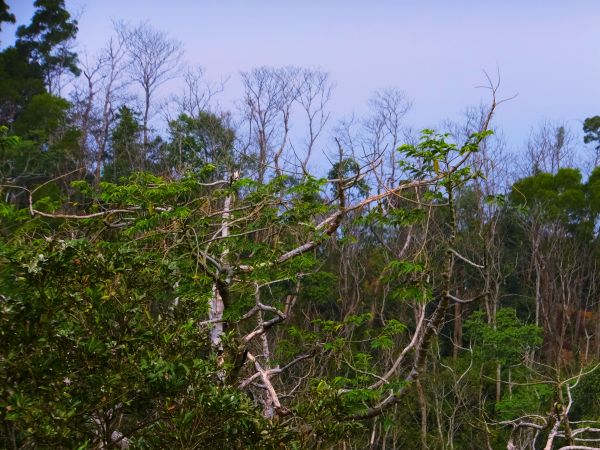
[3,1,600,161]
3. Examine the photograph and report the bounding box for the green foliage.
[510,167,600,238]
[299,271,336,307]
[104,106,144,181]
[327,157,369,197]
[0,47,45,124]
[583,115,600,150]
[13,93,69,140]
[370,319,406,350]
[15,0,80,82]
[164,112,236,177]
[511,169,582,216]
[571,365,600,421]
[398,129,492,187]
[0,216,282,447]
[0,1,15,34]
[494,383,553,421]
[4,93,82,184]
[0,125,19,168]
[134,383,287,449]
[1,34,597,448]
[0,164,372,446]
[465,308,542,366]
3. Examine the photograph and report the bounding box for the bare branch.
[449,248,485,269]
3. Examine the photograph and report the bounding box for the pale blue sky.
[3,1,600,157]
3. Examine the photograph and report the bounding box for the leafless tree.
[364,87,413,189]
[70,35,129,184]
[523,120,576,176]
[240,66,301,182]
[239,66,334,180]
[117,21,183,154]
[294,68,333,172]
[173,65,226,118]
[368,88,412,152]
[69,52,102,167]
[91,36,131,184]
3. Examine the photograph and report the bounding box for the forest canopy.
[1,2,600,449]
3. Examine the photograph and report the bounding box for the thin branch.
[367,305,426,390]
[447,292,489,304]
[449,248,485,269]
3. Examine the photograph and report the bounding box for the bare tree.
[364,87,413,188]
[117,21,183,155]
[294,68,333,172]
[240,66,300,182]
[523,120,576,176]
[91,36,130,184]
[368,88,412,153]
[70,35,129,184]
[174,65,225,118]
[69,53,103,167]
[239,66,334,180]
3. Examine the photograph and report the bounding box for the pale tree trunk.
[273,108,290,177]
[142,88,150,165]
[369,418,378,449]
[255,287,275,418]
[92,407,130,449]
[209,283,225,349]
[79,69,96,166]
[496,363,502,404]
[208,179,234,350]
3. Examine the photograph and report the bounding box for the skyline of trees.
[2,1,600,449]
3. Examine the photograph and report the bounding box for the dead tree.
[118,21,183,156]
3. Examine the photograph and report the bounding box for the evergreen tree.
[105,106,144,182]
[165,112,235,178]
[0,47,45,124]
[15,0,79,93]
[584,115,600,164]
[0,0,15,34]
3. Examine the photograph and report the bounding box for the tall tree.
[240,66,300,182]
[15,0,79,95]
[0,0,15,35]
[69,34,128,181]
[584,115,600,166]
[117,22,183,154]
[0,47,45,125]
[104,105,143,181]
[524,121,574,176]
[164,112,235,178]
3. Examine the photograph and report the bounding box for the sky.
[3,0,600,161]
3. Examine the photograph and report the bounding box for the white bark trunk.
[209,283,225,348]
[208,176,234,349]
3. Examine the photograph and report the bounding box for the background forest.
[2,1,600,449]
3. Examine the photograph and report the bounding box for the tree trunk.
[452,302,462,359]
[208,185,233,349]
[416,378,428,450]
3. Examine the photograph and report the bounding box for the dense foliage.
[1,2,600,449]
